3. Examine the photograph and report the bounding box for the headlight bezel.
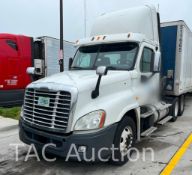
[74,110,106,131]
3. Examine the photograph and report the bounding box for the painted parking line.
[160,133,192,175]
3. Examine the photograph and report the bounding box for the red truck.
[0,34,32,107]
[0,33,75,107]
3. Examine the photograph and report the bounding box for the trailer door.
[0,38,20,90]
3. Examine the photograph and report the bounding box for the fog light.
[78,146,87,153]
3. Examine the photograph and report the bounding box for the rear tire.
[110,117,136,166]
[178,95,185,116]
[170,98,179,122]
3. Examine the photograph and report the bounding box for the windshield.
[71,42,138,70]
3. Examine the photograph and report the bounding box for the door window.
[140,47,154,73]
[6,40,18,51]
[0,39,18,57]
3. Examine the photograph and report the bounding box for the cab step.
[141,126,157,137]
[158,116,173,125]
[141,110,154,118]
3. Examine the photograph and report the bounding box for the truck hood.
[30,70,131,92]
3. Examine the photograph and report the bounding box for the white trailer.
[30,36,76,78]
[41,37,76,76]
[161,21,192,96]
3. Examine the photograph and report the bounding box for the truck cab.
[19,5,184,164]
[0,34,32,106]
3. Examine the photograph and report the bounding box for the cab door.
[138,45,160,105]
[0,38,20,90]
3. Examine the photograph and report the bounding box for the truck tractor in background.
[0,34,75,107]
[19,5,192,165]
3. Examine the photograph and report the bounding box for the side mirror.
[92,66,108,99]
[27,67,36,75]
[153,52,161,73]
[69,58,73,69]
[96,66,108,76]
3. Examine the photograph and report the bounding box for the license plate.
[38,97,50,107]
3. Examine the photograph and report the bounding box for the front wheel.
[110,117,136,165]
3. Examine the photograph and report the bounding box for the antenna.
[84,0,87,37]
[59,0,64,72]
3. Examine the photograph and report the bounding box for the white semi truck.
[19,5,192,165]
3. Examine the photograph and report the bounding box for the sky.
[0,0,191,42]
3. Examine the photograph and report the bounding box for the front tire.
[110,117,136,165]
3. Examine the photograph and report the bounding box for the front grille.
[23,88,71,132]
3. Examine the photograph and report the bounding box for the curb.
[0,124,18,132]
[0,116,19,132]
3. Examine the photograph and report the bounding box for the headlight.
[74,110,106,131]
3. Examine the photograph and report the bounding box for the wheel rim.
[119,126,133,156]
[175,100,179,117]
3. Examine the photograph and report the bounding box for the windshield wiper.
[71,66,84,70]
[71,66,118,70]
[106,66,117,70]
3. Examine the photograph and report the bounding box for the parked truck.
[19,5,192,165]
[0,34,75,107]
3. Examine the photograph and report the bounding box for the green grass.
[0,107,21,120]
